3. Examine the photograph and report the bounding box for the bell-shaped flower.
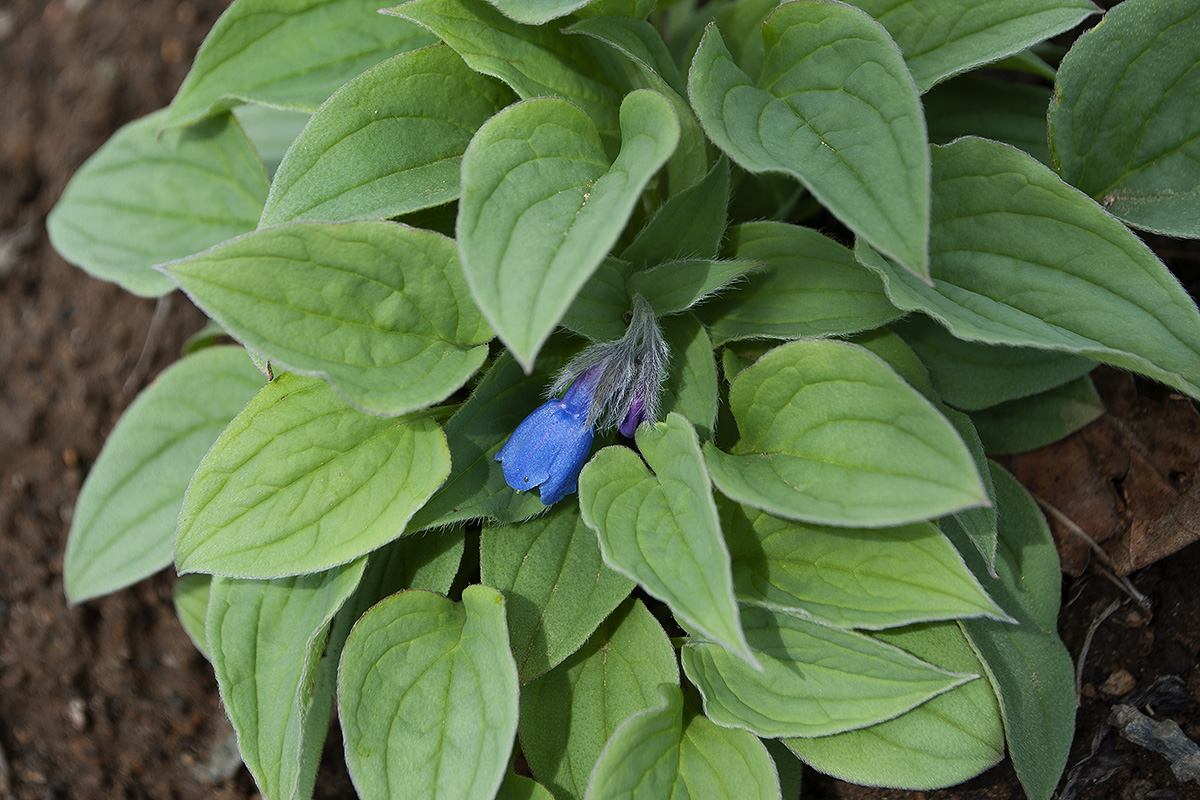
[494,369,598,505]
[495,295,668,505]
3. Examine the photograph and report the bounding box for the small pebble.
[66,696,88,731]
[1101,668,1138,696]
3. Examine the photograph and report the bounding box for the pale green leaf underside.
[458,91,679,370]
[682,605,974,738]
[65,347,263,603]
[687,3,930,276]
[858,137,1200,399]
[46,110,268,297]
[585,685,780,800]
[720,498,1008,630]
[482,504,634,684]
[176,373,450,578]
[579,414,753,664]
[785,620,1004,790]
[173,574,213,659]
[699,221,901,345]
[233,104,310,178]
[1049,0,1200,237]
[847,0,1097,93]
[338,586,518,800]
[208,561,365,800]
[519,599,678,800]
[484,0,590,25]
[164,0,436,128]
[706,339,987,528]
[261,46,513,226]
[166,221,493,416]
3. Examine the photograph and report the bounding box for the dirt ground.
[1,1,1198,798]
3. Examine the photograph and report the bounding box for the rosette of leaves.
[50,0,1200,798]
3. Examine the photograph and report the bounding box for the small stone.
[66,696,88,731]
[1101,669,1138,697]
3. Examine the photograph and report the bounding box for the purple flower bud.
[619,396,646,438]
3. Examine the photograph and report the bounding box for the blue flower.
[496,295,668,505]
[495,370,598,505]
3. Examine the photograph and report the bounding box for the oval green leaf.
[579,413,753,663]
[847,0,1097,92]
[47,110,268,297]
[65,347,264,603]
[858,137,1200,399]
[208,561,366,800]
[698,221,902,345]
[176,373,451,578]
[1049,0,1200,237]
[520,599,678,800]
[457,91,680,370]
[585,684,780,800]
[482,504,635,684]
[338,585,518,800]
[704,339,987,528]
[165,221,493,417]
[173,574,213,659]
[682,606,975,738]
[969,375,1104,455]
[261,46,513,226]
[687,3,930,276]
[164,0,436,128]
[784,620,1005,790]
[720,498,1009,629]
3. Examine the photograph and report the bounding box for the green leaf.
[846,0,1097,93]
[173,574,212,659]
[682,605,974,738]
[630,259,757,316]
[261,46,513,226]
[687,4,930,276]
[698,221,902,345]
[47,110,268,297]
[857,137,1200,399]
[586,685,780,800]
[338,585,518,800]
[923,76,1053,166]
[705,339,987,528]
[565,16,711,192]
[943,464,1074,800]
[1049,0,1200,237]
[164,0,436,128]
[895,315,1098,411]
[940,405,999,572]
[784,620,1005,790]
[620,156,730,267]
[176,373,451,578]
[970,375,1103,455]
[406,346,574,532]
[579,413,752,662]
[720,498,1009,630]
[562,258,636,343]
[232,104,310,178]
[481,504,635,684]
[520,599,678,800]
[496,773,555,800]
[166,221,493,417]
[485,0,589,24]
[65,347,263,603]
[387,0,625,141]
[208,560,365,800]
[457,91,679,370]
[659,314,720,436]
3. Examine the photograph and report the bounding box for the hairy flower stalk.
[495,295,669,504]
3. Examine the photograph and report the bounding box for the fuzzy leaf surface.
[166,221,492,416]
[65,347,263,602]
[688,4,930,275]
[47,110,268,297]
[458,91,679,369]
[176,374,450,578]
[338,586,518,800]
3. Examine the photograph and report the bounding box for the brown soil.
[1,1,1198,799]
